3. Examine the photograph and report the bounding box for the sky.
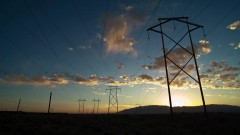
[0,0,239,114]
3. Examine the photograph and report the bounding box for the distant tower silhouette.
[92,99,101,114]
[147,17,207,119]
[78,99,86,114]
[106,86,121,114]
[17,98,21,112]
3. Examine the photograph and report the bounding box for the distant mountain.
[119,104,240,114]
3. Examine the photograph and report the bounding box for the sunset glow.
[0,0,239,113]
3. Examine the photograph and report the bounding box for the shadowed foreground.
[0,112,240,135]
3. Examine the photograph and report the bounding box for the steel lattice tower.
[106,86,121,114]
[147,17,207,119]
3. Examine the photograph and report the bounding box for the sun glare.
[172,96,189,107]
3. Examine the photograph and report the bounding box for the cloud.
[92,90,106,96]
[104,15,135,55]
[227,20,240,30]
[201,61,240,89]
[104,7,145,55]
[199,40,211,54]
[1,60,239,90]
[79,45,91,50]
[2,74,68,87]
[67,47,74,51]
[234,43,240,49]
[229,42,240,50]
[125,5,133,11]
[143,41,211,70]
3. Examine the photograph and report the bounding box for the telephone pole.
[106,86,121,114]
[16,98,21,112]
[147,17,207,119]
[48,92,52,114]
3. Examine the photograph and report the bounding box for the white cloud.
[227,20,240,30]
[104,8,145,55]
[234,43,240,49]
[125,5,133,11]
[199,40,211,54]
[228,42,240,50]
[79,45,91,50]
[67,47,74,51]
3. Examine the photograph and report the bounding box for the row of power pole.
[16,85,122,115]
[77,98,101,114]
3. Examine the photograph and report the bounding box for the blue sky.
[0,0,239,113]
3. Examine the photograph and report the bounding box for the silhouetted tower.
[147,17,207,119]
[78,99,86,114]
[17,98,21,112]
[92,99,101,114]
[92,99,96,114]
[106,86,121,114]
[48,92,52,114]
[96,99,100,114]
[77,99,80,114]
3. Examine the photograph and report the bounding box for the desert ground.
[0,112,240,135]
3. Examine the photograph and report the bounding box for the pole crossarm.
[148,17,203,34]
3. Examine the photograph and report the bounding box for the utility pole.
[106,86,121,114]
[147,17,207,119]
[17,98,21,112]
[48,92,52,114]
[78,99,86,114]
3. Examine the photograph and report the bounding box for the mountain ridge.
[119,104,240,114]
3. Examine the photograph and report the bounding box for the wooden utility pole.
[48,92,52,114]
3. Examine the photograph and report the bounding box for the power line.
[35,1,97,74]
[69,0,111,76]
[0,30,45,73]
[206,1,240,36]
[97,0,110,76]
[22,0,67,72]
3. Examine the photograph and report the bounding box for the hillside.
[119,104,240,114]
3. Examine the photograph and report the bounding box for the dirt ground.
[0,112,239,135]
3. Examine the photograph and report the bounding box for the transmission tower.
[92,99,101,114]
[78,98,86,114]
[147,17,207,119]
[16,98,21,112]
[106,86,121,114]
